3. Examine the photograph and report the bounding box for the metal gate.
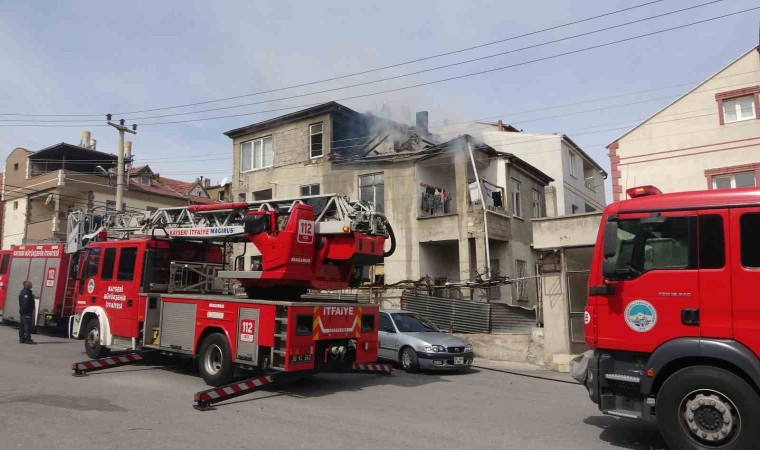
[401,290,490,333]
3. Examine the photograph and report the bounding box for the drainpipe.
[466,138,491,279]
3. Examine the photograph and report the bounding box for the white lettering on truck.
[322,306,354,316]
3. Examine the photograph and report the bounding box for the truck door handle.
[589,285,614,296]
[127,300,133,307]
[681,308,700,326]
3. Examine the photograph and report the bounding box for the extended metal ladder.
[66,194,390,253]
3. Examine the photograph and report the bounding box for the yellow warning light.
[342,226,350,232]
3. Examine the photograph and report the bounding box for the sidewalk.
[472,358,578,384]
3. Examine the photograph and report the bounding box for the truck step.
[272,350,286,355]
[605,373,641,383]
[275,318,287,323]
[274,333,287,339]
[605,409,641,420]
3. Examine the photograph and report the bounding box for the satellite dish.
[220,177,228,186]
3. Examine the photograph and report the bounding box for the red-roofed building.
[2,135,218,248]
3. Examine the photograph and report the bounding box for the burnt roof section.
[29,142,118,163]
[224,102,362,139]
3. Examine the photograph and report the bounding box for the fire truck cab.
[584,185,760,449]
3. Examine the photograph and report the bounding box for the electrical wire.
[0,0,665,118]
[115,1,721,122]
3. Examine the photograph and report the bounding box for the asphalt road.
[0,325,667,449]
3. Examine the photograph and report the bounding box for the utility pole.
[107,115,137,212]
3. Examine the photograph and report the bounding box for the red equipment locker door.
[595,211,701,353]
[729,207,760,355]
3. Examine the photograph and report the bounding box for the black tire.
[400,347,420,373]
[657,366,760,450]
[84,318,110,359]
[198,333,234,387]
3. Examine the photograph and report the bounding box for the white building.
[477,123,607,215]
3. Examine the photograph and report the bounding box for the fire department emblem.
[87,279,95,294]
[624,300,657,332]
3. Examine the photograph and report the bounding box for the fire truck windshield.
[603,216,694,280]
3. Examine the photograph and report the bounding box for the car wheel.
[84,318,110,359]
[198,333,234,387]
[400,347,420,373]
[657,366,760,450]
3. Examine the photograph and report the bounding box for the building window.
[238,193,247,202]
[713,171,756,189]
[515,260,528,301]
[531,189,542,218]
[106,200,116,211]
[240,136,274,171]
[13,201,18,211]
[218,191,225,201]
[252,189,272,201]
[571,204,579,214]
[300,184,320,196]
[584,203,595,213]
[140,175,151,185]
[310,123,324,159]
[569,152,578,178]
[723,95,756,123]
[359,173,384,212]
[13,163,18,172]
[510,179,522,217]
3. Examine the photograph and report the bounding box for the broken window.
[359,173,384,212]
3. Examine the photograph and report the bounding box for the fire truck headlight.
[338,346,346,355]
[331,346,340,356]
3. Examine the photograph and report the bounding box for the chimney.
[124,141,132,160]
[416,111,429,133]
[204,178,211,188]
[90,139,96,150]
[80,130,91,148]
[497,120,505,132]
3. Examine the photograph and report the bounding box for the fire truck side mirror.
[603,221,618,259]
[602,259,617,280]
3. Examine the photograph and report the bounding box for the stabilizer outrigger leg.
[71,351,152,377]
[347,362,394,375]
[193,374,280,411]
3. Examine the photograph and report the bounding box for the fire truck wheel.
[199,333,234,387]
[400,347,420,373]
[84,318,110,359]
[657,365,760,450]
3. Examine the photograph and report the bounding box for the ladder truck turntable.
[63,194,396,409]
[582,185,760,449]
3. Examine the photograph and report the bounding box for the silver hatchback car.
[378,310,474,372]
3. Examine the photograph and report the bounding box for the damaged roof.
[223,102,363,139]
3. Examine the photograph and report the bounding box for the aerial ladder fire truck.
[65,194,396,409]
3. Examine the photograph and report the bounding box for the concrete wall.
[540,269,569,365]
[611,48,760,200]
[532,212,602,250]
[2,198,27,249]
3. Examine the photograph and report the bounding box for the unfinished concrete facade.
[225,102,553,308]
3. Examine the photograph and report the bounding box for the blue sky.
[0,0,757,199]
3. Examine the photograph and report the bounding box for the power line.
[0,0,665,118]
[133,7,760,127]
[117,1,721,122]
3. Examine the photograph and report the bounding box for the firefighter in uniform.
[18,281,36,345]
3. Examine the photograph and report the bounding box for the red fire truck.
[583,185,760,449]
[66,194,395,409]
[0,244,74,328]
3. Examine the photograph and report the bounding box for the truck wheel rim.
[680,389,739,446]
[402,350,412,368]
[86,328,99,349]
[204,344,223,375]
